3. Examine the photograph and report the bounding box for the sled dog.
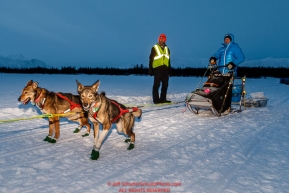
[18,80,91,143]
[76,80,142,160]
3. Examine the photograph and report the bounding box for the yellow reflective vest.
[152,44,170,68]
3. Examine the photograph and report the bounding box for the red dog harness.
[56,93,81,113]
[92,100,139,123]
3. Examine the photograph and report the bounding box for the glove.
[226,62,236,70]
[209,57,217,65]
[148,68,154,76]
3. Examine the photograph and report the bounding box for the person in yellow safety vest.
[148,34,172,104]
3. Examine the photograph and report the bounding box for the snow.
[0,73,288,193]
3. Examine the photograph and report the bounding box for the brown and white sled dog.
[76,80,142,160]
[18,80,91,143]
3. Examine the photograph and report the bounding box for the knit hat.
[158,34,166,42]
[224,34,232,41]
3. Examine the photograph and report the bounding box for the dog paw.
[43,136,51,142]
[73,128,81,133]
[124,138,131,143]
[127,143,134,150]
[82,132,89,137]
[48,138,57,143]
[90,149,99,160]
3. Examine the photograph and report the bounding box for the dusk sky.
[0,0,288,68]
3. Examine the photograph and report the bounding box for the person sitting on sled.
[209,33,245,77]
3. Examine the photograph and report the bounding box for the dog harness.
[33,91,81,113]
[56,93,81,113]
[92,100,139,123]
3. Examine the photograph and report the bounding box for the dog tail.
[132,108,142,118]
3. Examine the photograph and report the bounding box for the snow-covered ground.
[0,74,288,193]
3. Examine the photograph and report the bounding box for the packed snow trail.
[0,74,288,193]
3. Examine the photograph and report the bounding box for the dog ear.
[92,80,100,92]
[76,80,84,93]
[26,80,33,86]
[32,81,39,90]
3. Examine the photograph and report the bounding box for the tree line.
[1,64,289,78]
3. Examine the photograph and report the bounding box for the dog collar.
[91,99,101,113]
[92,106,99,113]
[36,98,46,110]
[91,102,100,113]
[34,89,43,103]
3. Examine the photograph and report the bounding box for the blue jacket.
[212,33,245,76]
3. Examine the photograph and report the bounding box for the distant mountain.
[0,55,50,68]
[1,54,289,69]
[242,57,289,68]
[171,57,289,68]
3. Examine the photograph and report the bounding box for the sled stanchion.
[242,76,247,110]
[220,75,234,114]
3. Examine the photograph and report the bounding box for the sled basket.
[185,71,234,116]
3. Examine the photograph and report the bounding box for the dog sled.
[185,66,246,116]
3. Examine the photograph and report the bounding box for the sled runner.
[185,66,246,116]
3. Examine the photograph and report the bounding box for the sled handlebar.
[208,64,227,68]
[208,64,235,71]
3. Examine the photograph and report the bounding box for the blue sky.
[0,0,288,68]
